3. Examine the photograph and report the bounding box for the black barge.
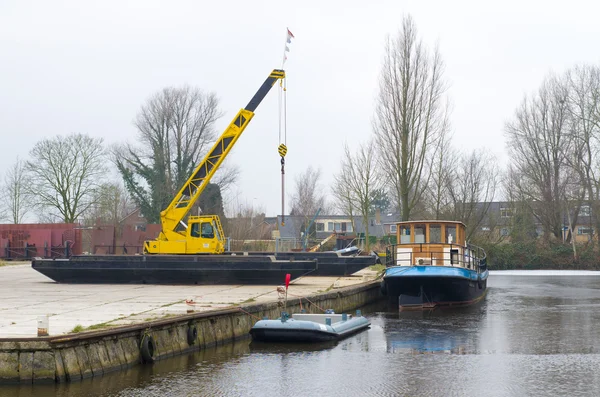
[31,249,378,285]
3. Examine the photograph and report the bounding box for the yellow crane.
[144,69,285,255]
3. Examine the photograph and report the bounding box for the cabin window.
[450,249,459,265]
[327,222,334,232]
[212,221,222,240]
[430,225,442,243]
[400,225,410,244]
[414,224,426,243]
[500,228,509,236]
[201,222,214,239]
[316,222,324,232]
[390,224,397,234]
[190,223,200,238]
[578,227,593,235]
[346,222,353,232]
[447,226,457,245]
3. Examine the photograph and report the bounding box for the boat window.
[447,226,457,245]
[430,225,442,243]
[450,249,459,265]
[400,225,410,244]
[190,223,200,238]
[212,221,221,241]
[201,222,214,239]
[414,224,426,243]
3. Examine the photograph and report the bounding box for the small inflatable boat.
[249,310,370,343]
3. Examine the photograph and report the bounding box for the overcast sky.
[1,0,599,218]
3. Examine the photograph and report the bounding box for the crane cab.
[144,215,225,254]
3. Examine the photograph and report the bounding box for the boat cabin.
[388,220,477,269]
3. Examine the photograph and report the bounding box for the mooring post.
[37,315,49,336]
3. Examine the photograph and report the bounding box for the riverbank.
[0,264,382,384]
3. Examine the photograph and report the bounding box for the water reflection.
[5,273,600,396]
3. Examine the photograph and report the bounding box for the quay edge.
[0,280,382,384]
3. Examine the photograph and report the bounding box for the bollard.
[342,313,347,321]
[325,317,331,326]
[356,309,362,317]
[37,315,49,336]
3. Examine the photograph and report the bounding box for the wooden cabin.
[390,220,476,269]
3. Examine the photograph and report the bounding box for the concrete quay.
[0,263,382,384]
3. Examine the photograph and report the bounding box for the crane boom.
[145,69,285,255]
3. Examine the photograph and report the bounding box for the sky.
[1,0,600,218]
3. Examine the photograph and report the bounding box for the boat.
[31,254,317,285]
[244,249,378,276]
[29,68,378,286]
[380,220,488,310]
[30,249,378,285]
[249,310,370,342]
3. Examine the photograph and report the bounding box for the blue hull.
[382,266,488,308]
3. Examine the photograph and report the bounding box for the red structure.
[0,223,82,260]
[88,224,161,255]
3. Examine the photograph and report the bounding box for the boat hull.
[250,316,371,343]
[31,249,377,285]
[31,254,318,285]
[243,251,378,276]
[383,266,488,309]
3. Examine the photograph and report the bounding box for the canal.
[4,270,600,396]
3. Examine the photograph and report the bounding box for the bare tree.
[503,165,538,242]
[447,150,498,240]
[114,86,237,223]
[374,15,450,221]
[290,166,330,239]
[290,166,329,217]
[332,173,356,221]
[224,200,272,250]
[1,158,31,223]
[82,182,135,227]
[26,133,106,223]
[336,141,382,251]
[424,129,456,219]
[566,65,600,242]
[505,74,572,239]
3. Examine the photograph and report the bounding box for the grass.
[240,298,256,304]
[159,301,182,308]
[369,264,386,272]
[0,260,7,267]
[87,322,114,331]
[71,324,84,333]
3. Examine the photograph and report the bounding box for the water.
[4,271,600,397]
